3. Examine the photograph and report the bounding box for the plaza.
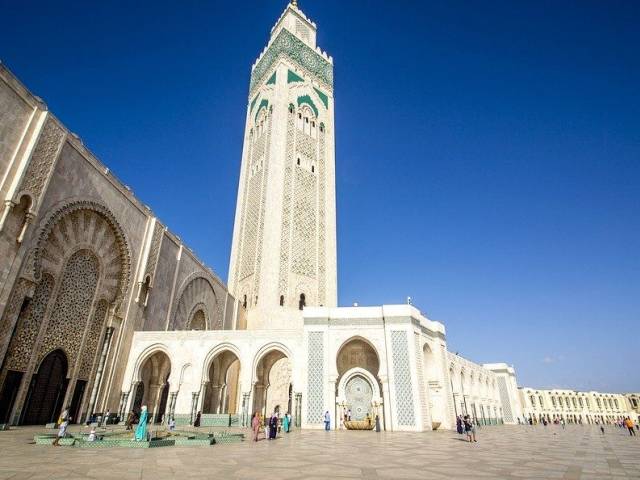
[1,424,639,479]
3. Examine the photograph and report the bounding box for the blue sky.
[1,0,638,392]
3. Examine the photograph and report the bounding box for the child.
[52,417,70,446]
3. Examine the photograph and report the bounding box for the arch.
[336,367,383,422]
[422,342,444,425]
[170,275,219,331]
[202,346,241,414]
[251,342,294,380]
[22,349,68,425]
[133,344,172,383]
[187,305,207,330]
[133,350,171,422]
[336,336,380,378]
[32,200,131,309]
[252,344,293,417]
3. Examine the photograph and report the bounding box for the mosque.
[0,2,634,432]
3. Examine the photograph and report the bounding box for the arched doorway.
[335,338,383,426]
[22,349,68,425]
[422,343,444,426]
[253,349,292,417]
[203,350,241,414]
[134,351,171,423]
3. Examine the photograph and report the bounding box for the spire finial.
[292,0,298,7]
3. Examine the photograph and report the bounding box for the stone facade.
[228,2,337,330]
[0,63,242,425]
[519,387,638,425]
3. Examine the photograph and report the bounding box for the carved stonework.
[33,201,131,310]
[18,118,65,205]
[145,222,164,284]
[250,28,333,96]
[4,274,54,371]
[278,111,296,298]
[78,300,108,380]
[171,276,220,331]
[37,250,99,369]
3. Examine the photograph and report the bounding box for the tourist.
[88,428,97,442]
[57,407,69,427]
[456,415,464,435]
[194,411,201,428]
[324,411,331,431]
[600,425,605,435]
[463,415,477,443]
[269,413,278,439]
[282,412,290,433]
[287,412,292,431]
[134,406,148,441]
[560,418,565,430]
[125,411,134,430]
[52,417,70,446]
[168,417,176,431]
[375,414,381,432]
[103,409,110,426]
[347,409,352,421]
[625,417,636,436]
[251,412,260,442]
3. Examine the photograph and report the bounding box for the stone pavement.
[0,424,638,479]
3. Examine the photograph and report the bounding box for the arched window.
[311,165,315,173]
[298,293,306,311]
[288,104,294,114]
[243,295,247,309]
[279,295,284,306]
[297,158,301,166]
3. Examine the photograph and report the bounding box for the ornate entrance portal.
[344,375,373,421]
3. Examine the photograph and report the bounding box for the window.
[539,396,544,408]
[298,293,306,310]
[289,104,294,114]
[243,295,247,309]
[297,158,301,166]
[279,295,284,306]
[551,397,556,407]
[311,165,315,173]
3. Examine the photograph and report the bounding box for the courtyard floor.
[0,424,638,479]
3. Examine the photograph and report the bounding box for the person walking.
[269,413,278,440]
[282,412,290,433]
[456,415,464,435]
[324,411,331,431]
[134,406,148,441]
[600,425,605,435]
[625,417,636,436]
[464,415,477,443]
[251,412,260,442]
[193,411,201,428]
[52,417,70,446]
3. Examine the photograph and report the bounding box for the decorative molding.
[250,29,333,96]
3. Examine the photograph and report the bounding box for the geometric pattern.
[390,330,415,426]
[38,250,99,369]
[497,376,514,423]
[250,28,333,95]
[306,331,324,424]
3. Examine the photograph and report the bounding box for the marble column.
[85,326,114,422]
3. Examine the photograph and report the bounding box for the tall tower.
[228,2,337,329]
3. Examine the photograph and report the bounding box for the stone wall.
[0,63,241,425]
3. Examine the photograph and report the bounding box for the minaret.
[228,2,337,329]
